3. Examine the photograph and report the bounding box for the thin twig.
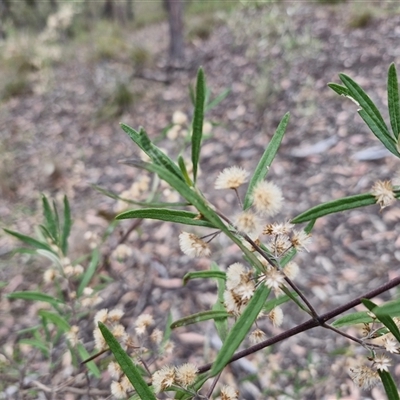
[198,275,400,373]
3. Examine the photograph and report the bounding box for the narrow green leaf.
[61,195,71,256]
[378,370,400,400]
[331,311,374,328]
[121,123,183,182]
[116,208,217,228]
[36,249,62,267]
[52,199,61,244]
[162,312,173,345]
[388,63,400,140]
[3,228,54,251]
[205,88,230,112]
[328,83,349,97]
[292,193,377,224]
[38,310,70,332]
[211,263,228,342]
[243,112,290,210]
[98,322,156,399]
[41,195,58,243]
[19,338,49,357]
[358,109,400,157]
[8,291,63,306]
[120,159,227,232]
[77,343,101,378]
[339,73,390,137]
[371,299,400,342]
[210,285,271,376]
[77,248,100,297]
[372,298,400,317]
[91,184,188,208]
[178,156,194,186]
[191,67,206,184]
[171,311,229,329]
[183,270,226,285]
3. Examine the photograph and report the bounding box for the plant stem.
[198,275,400,373]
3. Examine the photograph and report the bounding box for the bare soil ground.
[2,2,400,399]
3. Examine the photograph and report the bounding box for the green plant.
[4,62,400,399]
[97,65,400,398]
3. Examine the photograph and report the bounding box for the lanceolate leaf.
[3,229,54,252]
[77,248,100,297]
[358,109,400,157]
[77,344,101,378]
[120,159,227,232]
[99,322,156,400]
[8,291,63,307]
[328,83,349,97]
[183,270,226,285]
[378,370,400,400]
[61,195,71,256]
[339,73,400,157]
[171,311,229,329]
[339,73,390,136]
[120,123,183,181]
[116,208,217,228]
[39,310,70,332]
[41,195,58,243]
[369,299,400,342]
[210,285,271,377]
[192,67,206,184]
[388,63,400,140]
[292,193,377,224]
[243,112,290,210]
[331,311,374,328]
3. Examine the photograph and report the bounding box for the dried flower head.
[235,211,262,237]
[251,180,283,216]
[220,385,239,400]
[250,329,266,344]
[179,232,211,258]
[371,180,395,210]
[135,313,154,336]
[383,336,400,354]
[110,380,127,399]
[65,325,80,346]
[113,244,133,261]
[268,306,283,327]
[349,365,379,389]
[108,309,124,323]
[262,268,285,291]
[94,309,108,324]
[152,365,176,393]
[372,354,391,372]
[175,363,198,388]
[150,328,163,345]
[226,263,247,290]
[43,268,58,283]
[120,375,133,392]
[93,327,107,351]
[290,230,312,252]
[215,166,249,189]
[172,110,188,125]
[108,361,122,380]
